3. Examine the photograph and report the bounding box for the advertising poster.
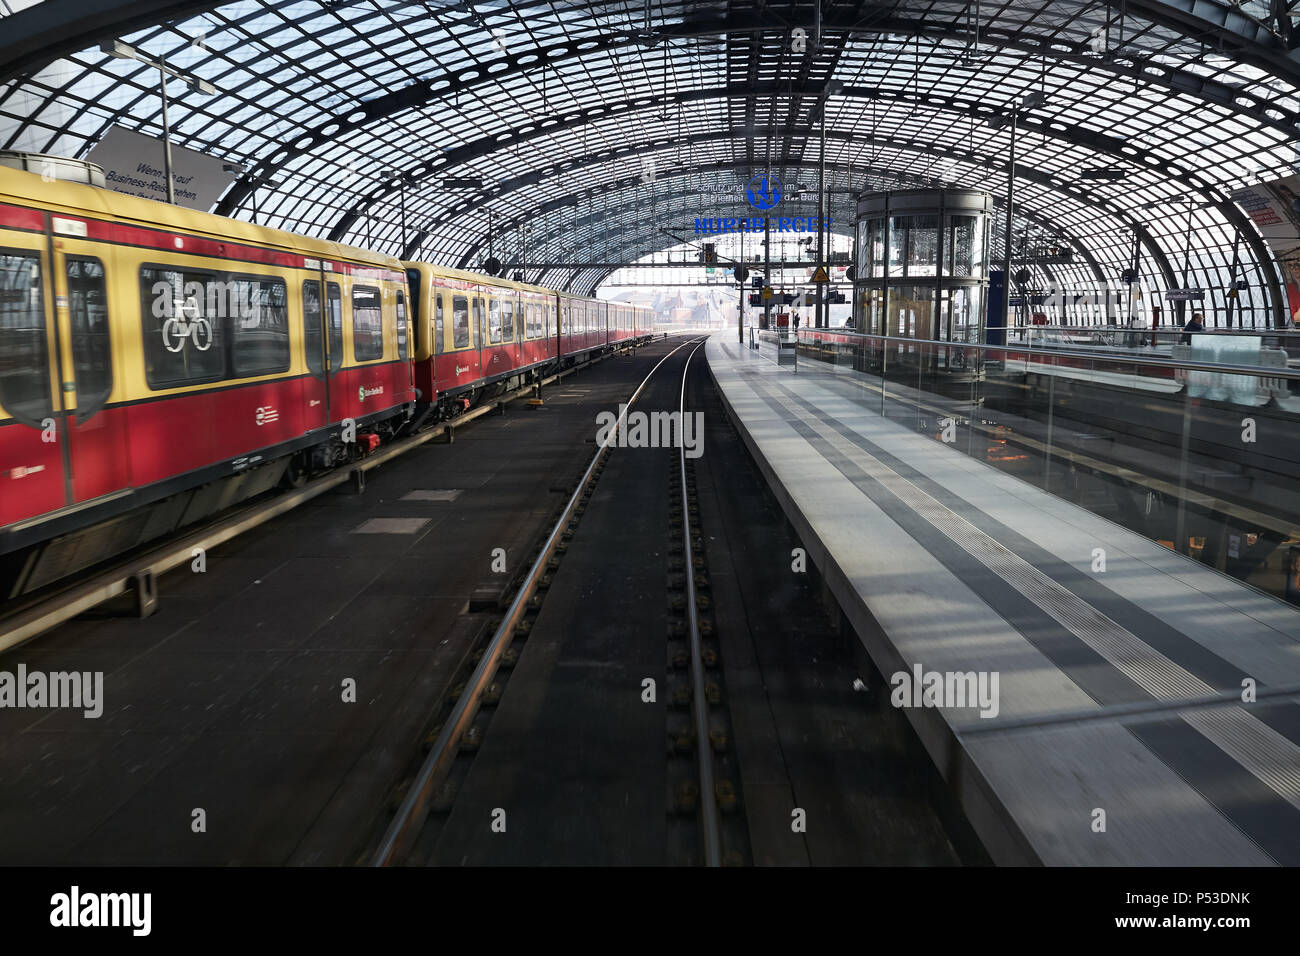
[85,124,238,211]
[1231,173,1300,324]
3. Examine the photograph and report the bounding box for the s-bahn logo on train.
[358,385,384,402]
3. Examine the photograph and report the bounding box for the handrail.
[795,329,1300,382]
[1006,324,1291,337]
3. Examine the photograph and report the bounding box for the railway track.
[0,344,646,655]
[370,336,747,865]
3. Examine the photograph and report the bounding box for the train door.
[301,277,330,429]
[324,278,348,422]
[514,294,525,366]
[49,238,127,504]
[555,299,563,359]
[502,294,517,370]
[473,294,485,379]
[0,238,67,525]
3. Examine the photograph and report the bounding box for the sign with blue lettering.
[746,174,782,211]
[693,216,831,235]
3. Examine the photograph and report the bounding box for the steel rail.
[677,339,721,867]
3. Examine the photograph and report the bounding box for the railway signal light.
[702,243,717,265]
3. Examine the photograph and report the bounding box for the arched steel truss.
[0,0,1296,319]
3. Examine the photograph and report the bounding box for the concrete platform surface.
[707,334,1300,866]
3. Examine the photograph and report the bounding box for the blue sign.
[746,174,782,211]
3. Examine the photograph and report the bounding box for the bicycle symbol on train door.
[161,294,215,353]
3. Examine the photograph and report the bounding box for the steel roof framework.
[0,0,1296,310]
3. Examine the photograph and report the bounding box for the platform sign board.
[86,124,238,211]
[1165,288,1205,301]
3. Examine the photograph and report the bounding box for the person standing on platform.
[1180,310,1205,344]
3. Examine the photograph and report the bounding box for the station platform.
[706,333,1300,866]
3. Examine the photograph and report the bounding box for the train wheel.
[283,452,311,489]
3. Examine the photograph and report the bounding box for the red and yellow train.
[0,165,651,598]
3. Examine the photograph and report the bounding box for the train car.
[609,301,651,347]
[560,293,610,362]
[403,262,559,420]
[404,262,653,420]
[0,164,413,598]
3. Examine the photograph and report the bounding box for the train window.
[473,298,484,349]
[488,297,502,344]
[405,268,421,354]
[231,276,289,377]
[435,292,444,354]
[139,265,226,388]
[396,291,408,360]
[326,283,343,374]
[452,295,470,349]
[303,280,324,377]
[0,251,52,424]
[352,285,383,361]
[516,302,524,341]
[64,256,112,420]
[501,298,514,342]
